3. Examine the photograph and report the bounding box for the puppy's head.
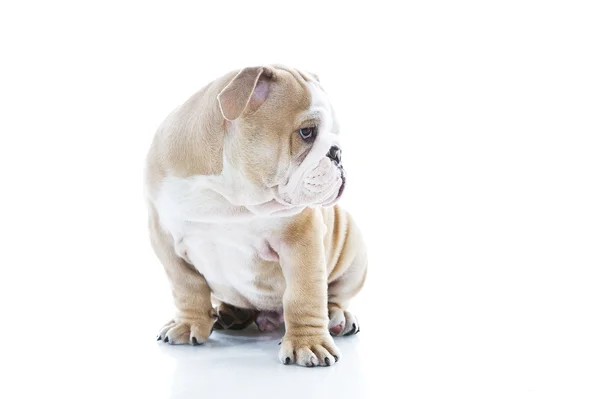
[217,65,345,207]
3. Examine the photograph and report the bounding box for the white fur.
[154,173,287,310]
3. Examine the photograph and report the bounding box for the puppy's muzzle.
[327,145,346,199]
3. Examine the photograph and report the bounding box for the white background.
[1,1,599,398]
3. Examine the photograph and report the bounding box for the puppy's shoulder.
[280,207,326,244]
[280,205,351,242]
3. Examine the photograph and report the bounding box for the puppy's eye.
[299,127,315,140]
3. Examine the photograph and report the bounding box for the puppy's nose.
[327,146,342,164]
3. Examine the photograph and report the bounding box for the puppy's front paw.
[157,316,216,345]
[279,332,340,367]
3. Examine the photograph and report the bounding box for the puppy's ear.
[217,66,273,121]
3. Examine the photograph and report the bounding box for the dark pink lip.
[335,167,346,200]
[336,178,346,200]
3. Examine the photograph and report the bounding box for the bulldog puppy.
[144,65,367,367]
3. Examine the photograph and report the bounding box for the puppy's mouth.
[335,167,346,199]
[277,156,345,207]
[322,164,345,207]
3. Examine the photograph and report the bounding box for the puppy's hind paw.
[328,309,360,336]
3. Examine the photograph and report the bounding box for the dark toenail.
[192,337,199,346]
[164,336,169,343]
[344,323,357,336]
[157,336,161,341]
[334,355,339,361]
[278,341,281,345]
[285,357,291,365]
[325,357,331,366]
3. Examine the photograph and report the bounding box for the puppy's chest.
[155,178,286,307]
[165,205,281,287]
[178,220,274,266]
[180,219,284,305]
